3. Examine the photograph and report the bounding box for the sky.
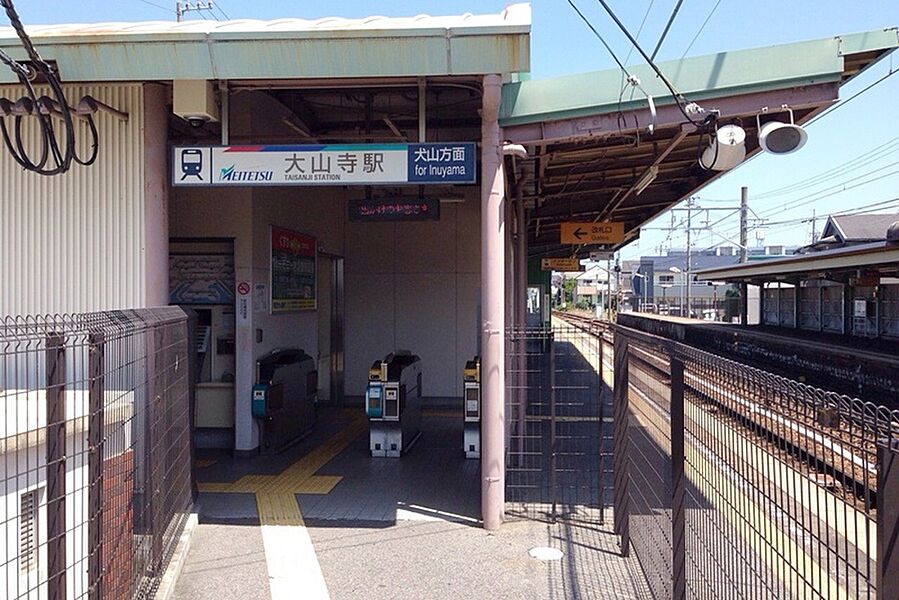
[9,1,899,260]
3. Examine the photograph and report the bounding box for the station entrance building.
[1,5,896,529]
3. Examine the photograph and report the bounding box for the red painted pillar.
[480,74,506,530]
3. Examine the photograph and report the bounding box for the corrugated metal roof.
[0,5,531,40]
[0,3,530,82]
[695,241,899,281]
[500,28,899,126]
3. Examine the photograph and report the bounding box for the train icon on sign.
[180,149,204,180]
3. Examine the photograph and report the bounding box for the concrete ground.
[169,408,648,599]
[309,517,648,600]
[171,516,648,600]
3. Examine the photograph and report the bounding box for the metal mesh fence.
[612,322,899,600]
[505,321,612,523]
[1,308,193,600]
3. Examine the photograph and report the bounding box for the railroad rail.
[556,310,891,507]
[555,310,899,599]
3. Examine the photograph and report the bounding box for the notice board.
[270,226,316,312]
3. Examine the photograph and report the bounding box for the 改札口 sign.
[172,143,476,187]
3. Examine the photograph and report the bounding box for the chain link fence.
[1,308,193,600]
[505,321,613,523]
[613,323,899,600]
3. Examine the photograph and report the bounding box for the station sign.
[560,222,625,245]
[348,197,440,222]
[172,143,476,187]
[589,250,613,262]
[541,258,583,272]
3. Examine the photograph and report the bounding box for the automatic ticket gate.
[463,357,480,459]
[365,351,422,457]
[252,348,317,454]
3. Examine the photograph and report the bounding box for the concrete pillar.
[480,74,505,530]
[143,83,170,307]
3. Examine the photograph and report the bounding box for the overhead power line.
[135,0,173,14]
[214,0,230,20]
[650,0,684,61]
[566,0,631,75]
[806,66,898,127]
[593,0,711,127]
[681,0,722,59]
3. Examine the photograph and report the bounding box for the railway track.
[554,311,891,508]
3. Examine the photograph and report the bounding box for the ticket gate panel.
[462,357,480,459]
[366,352,422,457]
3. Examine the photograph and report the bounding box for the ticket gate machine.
[252,348,317,454]
[463,357,481,459]
[365,351,423,457]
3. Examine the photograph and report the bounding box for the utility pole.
[739,187,748,264]
[176,1,216,22]
[810,209,817,244]
[685,197,693,318]
[740,186,749,325]
[607,258,613,318]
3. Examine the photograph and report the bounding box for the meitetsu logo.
[219,165,273,182]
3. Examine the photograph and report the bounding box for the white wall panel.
[395,273,457,396]
[0,84,145,316]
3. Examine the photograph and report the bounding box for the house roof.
[823,212,899,242]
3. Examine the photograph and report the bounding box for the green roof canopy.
[500,29,899,127]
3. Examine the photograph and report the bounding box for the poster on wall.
[169,254,235,304]
[271,226,316,312]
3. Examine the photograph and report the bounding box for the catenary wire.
[650,0,685,61]
[567,0,631,75]
[680,0,721,59]
[134,0,174,14]
[593,0,712,127]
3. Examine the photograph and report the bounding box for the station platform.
[616,311,899,403]
[194,407,480,526]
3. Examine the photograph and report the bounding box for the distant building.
[799,212,899,252]
[627,245,798,310]
[697,213,899,339]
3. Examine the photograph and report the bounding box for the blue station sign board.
[172,142,476,187]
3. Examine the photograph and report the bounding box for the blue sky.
[11,1,899,259]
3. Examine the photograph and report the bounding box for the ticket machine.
[365,351,423,457]
[462,357,481,459]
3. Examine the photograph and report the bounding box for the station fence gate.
[505,323,614,523]
[1,308,193,600]
[612,323,899,600]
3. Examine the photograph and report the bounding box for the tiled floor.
[194,407,480,525]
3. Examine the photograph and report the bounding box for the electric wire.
[566,0,631,75]
[214,1,231,20]
[751,136,899,200]
[593,0,712,128]
[134,0,173,14]
[650,0,684,61]
[695,135,899,203]
[0,0,98,173]
[806,66,898,127]
[680,0,721,59]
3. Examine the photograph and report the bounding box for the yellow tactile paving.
[198,416,367,524]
